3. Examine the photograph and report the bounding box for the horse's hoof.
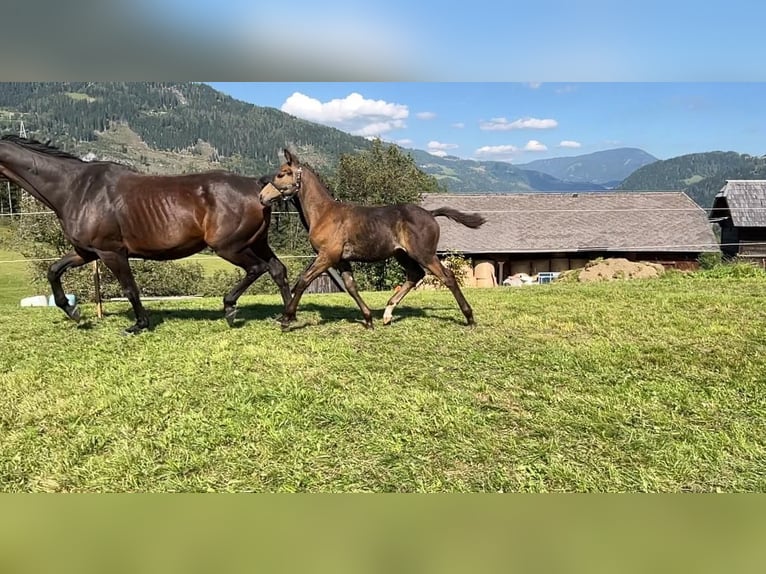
[364,321,374,330]
[122,323,148,336]
[224,307,237,327]
[67,305,81,322]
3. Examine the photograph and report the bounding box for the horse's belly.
[125,234,206,259]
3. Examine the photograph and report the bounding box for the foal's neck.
[298,168,337,229]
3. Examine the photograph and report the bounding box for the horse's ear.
[283,148,298,166]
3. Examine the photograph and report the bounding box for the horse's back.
[109,170,266,256]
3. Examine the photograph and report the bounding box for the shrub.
[698,251,723,270]
[26,258,206,301]
[419,250,471,289]
[692,260,766,279]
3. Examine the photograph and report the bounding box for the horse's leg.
[216,249,270,326]
[96,251,150,334]
[291,255,317,294]
[382,252,426,326]
[252,243,292,307]
[47,249,96,322]
[335,261,374,329]
[281,254,333,328]
[418,255,476,326]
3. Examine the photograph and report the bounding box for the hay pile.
[560,258,665,283]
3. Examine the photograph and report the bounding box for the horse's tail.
[430,207,486,229]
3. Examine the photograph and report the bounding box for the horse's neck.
[0,148,78,213]
[299,171,336,228]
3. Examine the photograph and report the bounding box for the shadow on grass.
[280,302,467,331]
[105,299,467,330]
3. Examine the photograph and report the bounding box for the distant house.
[420,191,719,286]
[709,180,766,260]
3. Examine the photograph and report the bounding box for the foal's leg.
[419,255,476,326]
[47,249,96,322]
[382,252,426,326]
[96,251,150,334]
[335,261,373,329]
[216,248,270,326]
[280,254,334,328]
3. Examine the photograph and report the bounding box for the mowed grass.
[0,248,30,304]
[1,277,765,492]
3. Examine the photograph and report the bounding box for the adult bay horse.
[0,135,292,334]
[259,149,486,330]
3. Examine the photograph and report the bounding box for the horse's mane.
[1,134,84,161]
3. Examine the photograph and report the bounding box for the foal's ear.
[283,148,296,165]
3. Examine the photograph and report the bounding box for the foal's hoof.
[224,307,238,327]
[66,305,81,323]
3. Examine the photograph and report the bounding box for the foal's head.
[259,148,302,206]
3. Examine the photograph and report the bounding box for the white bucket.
[20,295,49,307]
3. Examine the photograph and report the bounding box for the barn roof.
[710,180,766,227]
[420,191,719,254]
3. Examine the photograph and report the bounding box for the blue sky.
[134,1,766,82]
[206,83,766,163]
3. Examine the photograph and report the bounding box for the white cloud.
[427,141,458,157]
[416,111,436,120]
[396,138,413,147]
[280,91,408,137]
[475,144,520,161]
[427,141,458,151]
[480,117,558,131]
[524,140,548,151]
[451,122,465,129]
[558,140,582,148]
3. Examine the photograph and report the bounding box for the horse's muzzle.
[259,182,282,206]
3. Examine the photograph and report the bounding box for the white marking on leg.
[383,305,395,324]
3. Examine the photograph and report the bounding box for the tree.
[332,138,445,205]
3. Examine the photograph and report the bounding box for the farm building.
[709,180,766,261]
[420,191,719,286]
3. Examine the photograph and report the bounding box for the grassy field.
[1,273,765,492]
[0,248,30,304]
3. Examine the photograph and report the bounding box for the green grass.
[1,276,765,492]
[0,248,33,304]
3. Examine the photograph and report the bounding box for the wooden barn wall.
[733,228,766,257]
[459,252,703,286]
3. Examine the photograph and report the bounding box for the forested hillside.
[617,151,766,208]
[0,82,371,175]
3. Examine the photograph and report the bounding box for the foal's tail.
[430,207,486,229]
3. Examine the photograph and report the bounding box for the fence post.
[92,260,103,318]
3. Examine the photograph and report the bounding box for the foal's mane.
[1,134,84,161]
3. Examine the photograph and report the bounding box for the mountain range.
[0,82,762,207]
[408,147,657,193]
